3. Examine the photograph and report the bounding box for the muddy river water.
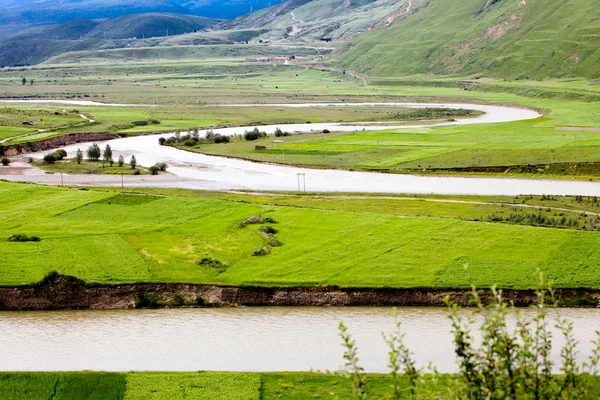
[9,101,600,196]
[2,307,599,372]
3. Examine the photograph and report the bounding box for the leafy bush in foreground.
[340,273,600,399]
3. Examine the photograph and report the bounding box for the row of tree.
[81,143,136,169]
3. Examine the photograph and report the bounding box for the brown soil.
[0,274,597,310]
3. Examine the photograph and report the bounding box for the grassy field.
[34,159,150,175]
[2,371,599,399]
[2,181,600,289]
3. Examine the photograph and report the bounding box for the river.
[10,101,600,196]
[1,307,599,372]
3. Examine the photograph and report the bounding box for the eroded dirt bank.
[0,275,597,310]
[0,132,115,156]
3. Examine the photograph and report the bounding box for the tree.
[75,148,83,164]
[1,158,10,166]
[149,165,160,175]
[87,143,101,161]
[102,144,113,167]
[129,155,137,169]
[30,79,34,86]
[118,155,124,167]
[21,77,26,85]
[43,154,57,164]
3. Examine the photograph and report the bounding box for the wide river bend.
[6,101,600,196]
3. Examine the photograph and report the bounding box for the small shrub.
[198,258,227,270]
[149,165,160,175]
[259,225,278,235]
[213,134,230,143]
[156,162,168,171]
[7,234,40,242]
[1,157,10,166]
[244,128,262,141]
[158,137,166,145]
[132,169,141,175]
[252,246,271,256]
[274,127,284,137]
[183,140,195,147]
[54,149,67,160]
[267,237,283,247]
[264,217,277,224]
[322,129,330,133]
[43,153,57,164]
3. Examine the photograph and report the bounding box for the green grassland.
[2,372,599,399]
[2,181,600,289]
[34,159,150,175]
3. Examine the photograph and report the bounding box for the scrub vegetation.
[2,181,600,289]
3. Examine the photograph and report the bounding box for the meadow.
[1,57,599,178]
[2,181,600,289]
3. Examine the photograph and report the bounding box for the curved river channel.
[1,307,600,373]
[5,100,600,196]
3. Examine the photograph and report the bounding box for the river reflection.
[0,307,599,372]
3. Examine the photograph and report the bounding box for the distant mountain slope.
[221,0,409,42]
[335,0,600,79]
[0,13,220,66]
[85,13,218,39]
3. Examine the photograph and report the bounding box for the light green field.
[2,182,600,289]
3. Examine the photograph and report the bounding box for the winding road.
[3,100,600,196]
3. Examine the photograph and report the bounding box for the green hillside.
[335,0,600,79]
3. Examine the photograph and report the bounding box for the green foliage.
[117,155,124,167]
[43,153,57,164]
[86,143,101,161]
[129,155,137,169]
[149,165,160,175]
[103,144,113,166]
[340,277,600,399]
[75,148,83,164]
[1,157,10,166]
[244,127,263,141]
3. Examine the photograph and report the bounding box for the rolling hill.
[0,13,221,66]
[335,0,600,79]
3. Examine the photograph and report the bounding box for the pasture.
[1,182,600,289]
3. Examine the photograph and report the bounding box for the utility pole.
[297,173,306,192]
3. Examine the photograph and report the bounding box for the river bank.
[0,274,598,311]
